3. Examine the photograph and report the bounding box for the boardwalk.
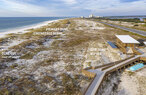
[104,55,140,74]
[84,54,145,95]
[85,69,105,95]
[97,21,146,37]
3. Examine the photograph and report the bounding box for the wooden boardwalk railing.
[83,54,145,95]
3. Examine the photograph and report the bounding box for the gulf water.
[0,17,66,32]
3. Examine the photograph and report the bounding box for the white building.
[81,16,84,18]
[144,42,146,45]
[96,16,102,18]
[89,14,94,18]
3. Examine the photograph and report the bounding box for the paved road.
[97,21,146,37]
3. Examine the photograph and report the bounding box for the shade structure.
[116,35,140,44]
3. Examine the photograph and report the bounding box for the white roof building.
[89,14,94,18]
[81,16,84,18]
[116,35,140,44]
[144,42,146,45]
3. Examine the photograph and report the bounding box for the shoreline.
[0,19,64,38]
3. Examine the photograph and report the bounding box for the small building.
[96,16,101,18]
[89,14,94,18]
[115,35,140,54]
[81,16,84,18]
[144,42,146,45]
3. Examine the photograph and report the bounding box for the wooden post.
[119,68,122,72]
[105,75,108,80]
[123,66,125,69]
[128,64,131,67]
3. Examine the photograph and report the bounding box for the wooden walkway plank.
[84,54,145,95]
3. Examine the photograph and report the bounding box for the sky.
[0,0,146,17]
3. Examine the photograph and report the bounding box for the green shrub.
[42,76,54,83]
[127,71,135,76]
[10,64,18,69]
[134,24,139,26]
[20,52,34,59]
[60,73,81,94]
[65,65,75,71]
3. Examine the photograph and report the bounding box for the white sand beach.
[0,19,63,38]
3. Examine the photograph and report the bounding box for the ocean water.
[0,17,66,32]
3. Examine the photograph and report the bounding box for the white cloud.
[59,0,77,5]
[0,0,57,17]
[73,0,146,16]
[0,0,146,16]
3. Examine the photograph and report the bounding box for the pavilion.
[115,35,140,54]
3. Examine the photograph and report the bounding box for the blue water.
[107,16,146,21]
[129,63,144,71]
[0,17,67,32]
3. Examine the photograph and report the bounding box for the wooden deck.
[83,54,146,95]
